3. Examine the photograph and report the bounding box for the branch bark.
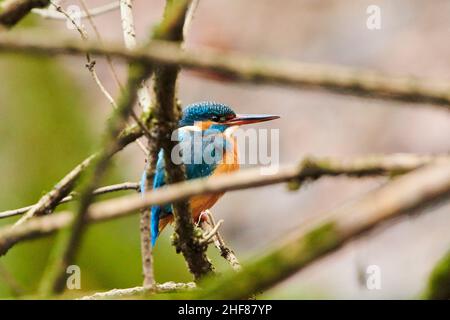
[32,1,119,20]
[119,0,155,290]
[0,154,447,256]
[0,0,49,29]
[38,61,153,296]
[148,0,214,281]
[77,281,196,300]
[0,182,139,219]
[1,34,450,108]
[189,161,450,299]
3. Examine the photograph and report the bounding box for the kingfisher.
[141,101,279,246]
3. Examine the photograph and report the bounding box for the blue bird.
[141,101,279,246]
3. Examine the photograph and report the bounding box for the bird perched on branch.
[141,101,279,246]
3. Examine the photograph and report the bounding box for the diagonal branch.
[38,62,153,296]
[189,161,450,299]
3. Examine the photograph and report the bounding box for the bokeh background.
[0,0,449,299]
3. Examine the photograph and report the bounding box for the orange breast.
[190,135,239,221]
[158,134,240,232]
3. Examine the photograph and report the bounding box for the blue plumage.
[140,101,279,246]
[141,102,236,246]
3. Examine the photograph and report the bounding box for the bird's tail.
[150,205,161,247]
[140,170,158,247]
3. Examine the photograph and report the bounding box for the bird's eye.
[211,115,219,122]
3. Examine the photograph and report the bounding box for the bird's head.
[179,101,279,132]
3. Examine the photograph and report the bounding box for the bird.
[140,101,279,246]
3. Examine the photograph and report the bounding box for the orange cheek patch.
[196,121,213,130]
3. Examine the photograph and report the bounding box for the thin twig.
[53,1,148,155]
[0,182,139,219]
[2,35,450,108]
[202,211,241,271]
[78,0,149,154]
[1,154,447,256]
[38,60,153,297]
[200,218,224,244]
[32,1,120,20]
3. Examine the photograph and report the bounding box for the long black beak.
[223,114,280,126]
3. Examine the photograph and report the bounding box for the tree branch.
[189,161,450,299]
[77,281,196,300]
[38,61,153,297]
[0,0,49,29]
[32,1,119,20]
[119,0,155,290]
[0,182,139,219]
[200,211,241,271]
[149,0,214,281]
[0,154,447,256]
[1,34,450,108]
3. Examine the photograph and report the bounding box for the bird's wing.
[140,127,229,246]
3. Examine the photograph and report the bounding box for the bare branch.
[2,35,450,108]
[0,182,139,219]
[199,219,223,244]
[0,0,50,29]
[120,0,151,112]
[201,211,241,271]
[119,0,155,290]
[53,0,148,155]
[38,61,153,297]
[0,154,447,256]
[33,1,119,20]
[190,161,450,299]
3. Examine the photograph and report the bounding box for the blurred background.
[0,0,449,299]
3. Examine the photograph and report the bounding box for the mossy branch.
[0,154,448,256]
[186,161,450,299]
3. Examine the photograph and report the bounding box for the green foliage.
[0,54,192,297]
[422,250,450,300]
